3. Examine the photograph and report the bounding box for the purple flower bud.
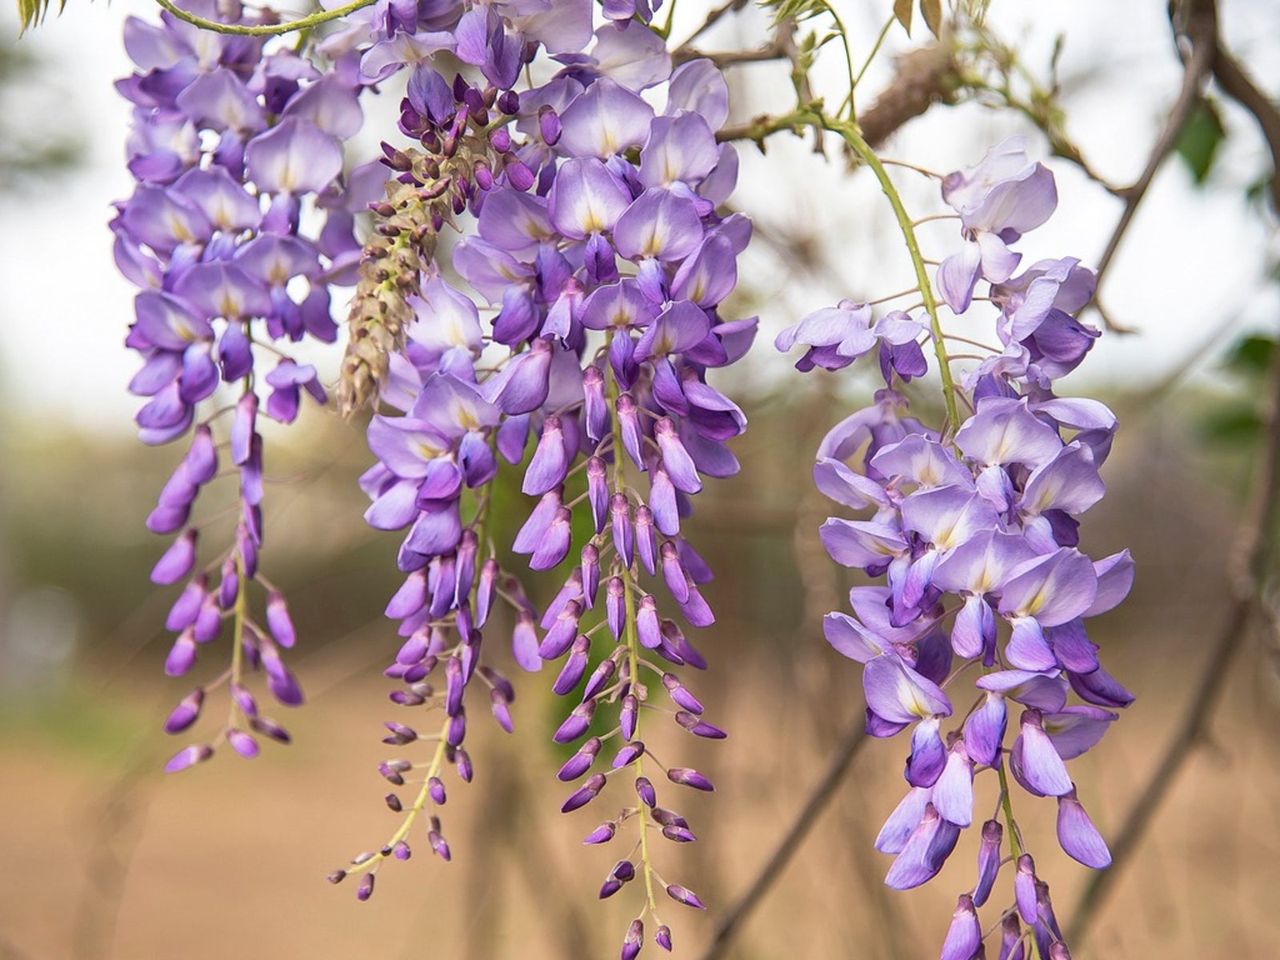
[999,913,1025,960]
[448,707,467,745]
[249,716,290,744]
[906,717,946,787]
[217,556,239,610]
[616,394,644,467]
[635,776,656,808]
[1011,708,1073,797]
[612,741,644,768]
[973,819,1003,906]
[606,577,626,639]
[621,917,643,960]
[554,699,597,744]
[392,841,411,861]
[178,430,217,490]
[665,884,706,910]
[524,415,569,496]
[164,688,204,734]
[587,457,609,533]
[636,594,661,649]
[193,594,221,643]
[662,673,703,713]
[1056,788,1111,868]
[655,418,701,494]
[455,748,473,782]
[667,767,714,792]
[662,824,696,843]
[226,727,258,758]
[581,544,601,609]
[506,160,535,192]
[327,869,346,884]
[612,859,636,883]
[164,743,213,773]
[164,630,198,677]
[554,636,591,695]
[385,793,402,812]
[356,873,375,901]
[676,711,726,739]
[428,829,451,861]
[540,600,582,659]
[396,630,430,667]
[1015,854,1039,925]
[538,106,562,146]
[620,694,638,741]
[656,925,672,951]
[610,493,634,569]
[584,821,617,844]
[165,578,206,632]
[231,393,256,465]
[635,507,657,574]
[428,776,446,805]
[558,737,602,781]
[230,682,258,718]
[940,894,981,960]
[445,655,465,716]
[266,591,296,647]
[476,558,499,626]
[561,772,607,813]
[151,529,197,585]
[489,690,513,733]
[533,505,574,572]
[583,657,617,701]
[599,878,623,900]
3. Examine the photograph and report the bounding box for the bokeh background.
[2,1,1280,958]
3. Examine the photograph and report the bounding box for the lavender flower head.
[116,1,369,771]
[329,8,747,952]
[779,137,1132,958]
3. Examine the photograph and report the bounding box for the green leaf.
[1222,334,1276,378]
[1175,98,1226,185]
[893,0,913,34]
[15,0,68,33]
[919,0,942,36]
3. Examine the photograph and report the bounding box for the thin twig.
[674,0,750,56]
[1092,1,1216,287]
[696,719,869,960]
[718,43,958,149]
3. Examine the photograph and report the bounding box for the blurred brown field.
[2,387,1280,960]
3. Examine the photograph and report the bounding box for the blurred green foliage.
[1176,98,1227,186]
[0,38,80,192]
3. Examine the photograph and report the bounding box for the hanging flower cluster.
[777,137,1134,960]
[308,5,752,953]
[114,2,370,770]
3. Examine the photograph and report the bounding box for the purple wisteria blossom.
[116,2,367,771]
[325,5,748,953]
[780,137,1131,959]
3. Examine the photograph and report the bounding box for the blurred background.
[2,1,1280,958]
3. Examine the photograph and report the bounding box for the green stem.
[854,15,896,90]
[720,105,961,431]
[815,113,961,432]
[995,761,1023,859]
[153,0,379,37]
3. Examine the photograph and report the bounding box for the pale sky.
[1,0,1276,435]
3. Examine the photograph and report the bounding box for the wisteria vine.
[97,1,1146,957]
[116,2,368,769]
[778,136,1133,960]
